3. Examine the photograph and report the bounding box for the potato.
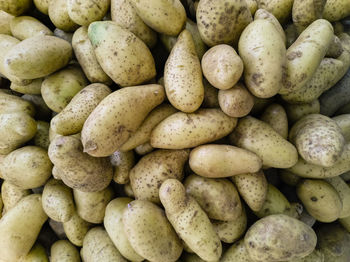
[50,240,81,262]
[10,78,43,95]
[232,170,268,212]
[1,180,30,214]
[279,169,300,186]
[19,243,48,262]
[48,0,79,32]
[196,0,252,46]
[230,116,298,168]
[334,114,350,142]
[41,65,88,113]
[256,0,293,24]
[0,194,47,262]
[63,211,92,247]
[164,30,204,113]
[189,144,261,178]
[326,36,344,58]
[0,10,14,35]
[1,146,52,189]
[21,94,52,121]
[323,0,350,22]
[285,100,320,124]
[67,0,110,26]
[33,121,50,149]
[0,92,35,116]
[289,114,345,167]
[245,214,317,261]
[159,179,222,261]
[279,19,334,95]
[124,183,134,198]
[221,239,252,262]
[260,103,288,139]
[104,198,144,262]
[123,199,183,262]
[0,0,32,16]
[286,249,325,262]
[151,109,237,149]
[130,149,188,203]
[82,84,165,157]
[292,0,326,33]
[326,176,350,218]
[239,19,286,98]
[254,9,286,44]
[33,0,49,15]
[48,135,113,192]
[54,28,73,43]
[297,179,342,222]
[130,0,186,36]
[202,79,219,108]
[3,35,73,80]
[110,150,134,184]
[0,112,37,154]
[88,21,156,86]
[73,186,114,224]
[10,16,53,40]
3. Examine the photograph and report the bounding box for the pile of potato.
[0,0,350,261]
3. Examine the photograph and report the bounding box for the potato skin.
[221,239,252,262]
[254,9,286,44]
[323,0,350,22]
[326,176,350,218]
[260,103,288,139]
[285,100,320,124]
[0,0,32,16]
[67,0,110,26]
[334,114,350,142]
[10,16,53,40]
[256,0,293,24]
[1,180,30,214]
[10,78,43,95]
[48,0,78,32]
[63,211,92,247]
[50,240,81,262]
[33,121,50,149]
[110,150,135,184]
[0,10,13,35]
[292,0,326,33]
[34,0,49,15]
[0,92,35,116]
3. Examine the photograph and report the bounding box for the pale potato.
[333,114,350,142]
[10,78,43,95]
[67,0,110,26]
[326,176,350,218]
[50,240,81,262]
[110,150,134,184]
[323,0,350,22]
[1,180,30,214]
[254,9,286,44]
[63,211,92,247]
[10,16,53,40]
[260,103,288,139]
[292,0,326,33]
[256,0,293,23]
[0,10,14,35]
[134,142,154,155]
[221,239,252,262]
[34,0,49,15]
[0,92,35,116]
[0,0,32,16]
[48,0,79,32]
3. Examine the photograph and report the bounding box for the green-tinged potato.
[34,0,49,15]
[251,96,276,115]
[221,239,252,262]
[164,30,204,113]
[21,94,51,121]
[130,0,186,36]
[71,26,111,84]
[19,243,48,262]
[88,21,156,86]
[82,84,165,157]
[159,179,222,261]
[232,170,268,212]
[292,0,326,33]
[254,9,286,44]
[110,150,134,184]
[10,16,53,40]
[0,92,35,116]
[63,211,92,247]
[189,144,262,178]
[185,19,208,59]
[130,149,188,203]
[41,65,88,113]
[123,200,183,262]
[280,169,300,186]
[0,112,37,154]
[247,0,258,15]
[285,100,320,124]
[42,179,74,223]
[334,114,350,142]
[160,34,177,53]
[285,249,325,262]
[340,215,350,233]
[202,79,219,108]
[111,0,157,48]
[0,10,13,35]
[196,0,252,46]
[67,0,110,26]
[239,19,286,98]
[73,186,114,224]
[230,116,298,168]
[3,35,73,80]
[260,103,288,139]
[256,0,293,23]
[48,135,113,192]
[323,0,350,22]
[104,198,144,262]
[10,78,42,95]
[120,104,177,151]
[325,176,350,218]
[297,179,342,222]
[202,44,243,90]
[1,180,30,214]
[33,121,50,149]
[0,0,32,16]
[1,146,52,189]
[280,19,334,95]
[50,240,81,262]
[184,174,242,221]
[54,28,73,43]
[150,109,237,149]
[245,214,317,261]
[135,142,154,155]
[48,0,79,32]
[0,194,47,262]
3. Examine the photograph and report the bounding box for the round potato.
[50,240,81,262]
[48,0,79,32]
[67,0,110,26]
[260,103,288,139]
[63,211,92,247]
[10,16,53,40]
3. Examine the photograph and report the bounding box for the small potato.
[159,179,222,262]
[0,92,35,116]
[221,239,252,262]
[34,0,49,15]
[189,144,262,178]
[285,100,320,124]
[1,180,30,214]
[19,243,48,262]
[21,94,52,121]
[333,114,350,142]
[292,0,326,33]
[202,79,219,108]
[0,0,32,16]
[10,78,43,95]
[218,83,254,118]
[67,0,110,26]
[48,0,79,32]
[63,211,92,247]
[254,9,286,44]
[150,109,237,149]
[110,150,135,184]
[33,121,50,149]
[326,176,350,218]
[50,240,81,262]
[323,0,350,22]
[245,214,317,261]
[0,10,13,35]
[256,0,293,24]
[10,16,53,40]
[202,45,243,90]
[260,103,288,139]
[1,146,52,189]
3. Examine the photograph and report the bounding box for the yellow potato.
[10,78,43,95]
[323,0,350,22]
[33,0,49,15]
[1,180,30,214]
[19,243,48,262]
[334,114,350,142]
[110,150,135,184]
[0,0,32,16]
[0,10,14,35]
[260,103,288,139]
[33,121,50,149]
[256,0,293,24]
[48,0,79,32]
[221,239,252,262]
[67,0,110,26]
[50,240,81,262]
[292,0,326,33]
[325,176,350,218]
[285,99,320,124]
[10,16,53,40]
[246,0,258,15]
[63,211,92,247]
[0,92,35,116]
[254,9,286,44]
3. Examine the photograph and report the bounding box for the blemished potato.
[0,10,14,35]
[189,144,262,178]
[164,30,204,113]
[323,0,350,22]
[50,240,81,262]
[256,0,293,24]
[326,176,350,218]
[111,0,157,48]
[51,83,111,136]
[42,179,74,223]
[123,200,183,262]
[1,180,30,214]
[130,0,186,36]
[110,150,134,184]
[292,0,326,33]
[196,0,252,46]
[104,198,144,262]
[221,239,252,262]
[0,92,35,116]
[3,35,73,80]
[10,78,43,95]
[21,94,51,121]
[260,103,288,139]
[0,0,32,16]
[33,121,50,149]
[1,146,52,189]
[151,109,237,149]
[19,243,48,262]
[67,0,110,26]
[245,214,317,261]
[72,26,112,84]
[48,0,79,32]
[202,45,243,90]
[81,84,165,157]
[159,179,222,261]
[297,179,342,222]
[48,135,113,192]
[41,65,88,113]
[88,21,156,86]
[63,211,92,247]
[202,79,219,108]
[34,0,49,15]
[0,194,48,262]
[130,149,188,203]
[333,114,350,142]
[254,9,286,44]
[289,114,345,167]
[73,186,114,224]
[10,16,53,40]
[232,170,268,212]
[229,116,298,168]
[285,100,320,124]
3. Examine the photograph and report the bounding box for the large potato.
[0,0,32,16]
[0,92,35,116]
[0,10,13,35]
[110,150,134,184]
[63,211,92,247]
[10,16,53,40]
[323,0,350,22]
[50,240,81,262]
[67,0,110,26]
[48,0,79,32]
[326,176,350,218]
[256,0,293,23]
[260,103,288,139]
[292,0,326,33]
[1,180,30,214]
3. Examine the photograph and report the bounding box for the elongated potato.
[334,114,350,142]
[221,239,252,262]
[254,9,286,44]
[10,78,43,95]
[0,92,35,116]
[50,240,81,262]
[10,16,53,40]
[1,180,30,214]
[67,0,110,26]
[48,0,78,32]
[0,0,32,16]
[285,100,320,124]
[292,0,326,33]
[260,103,288,139]
[323,0,350,22]
[326,176,350,218]
[63,211,92,247]
[0,10,13,35]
